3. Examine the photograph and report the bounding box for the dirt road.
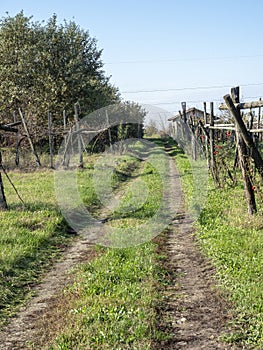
[0,145,245,349]
[153,149,244,349]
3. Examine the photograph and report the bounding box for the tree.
[144,119,158,136]
[0,12,39,115]
[84,101,146,152]
[0,12,120,145]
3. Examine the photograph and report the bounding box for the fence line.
[169,86,263,215]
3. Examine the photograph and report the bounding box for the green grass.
[49,142,169,349]
[0,153,142,327]
[6,137,263,348]
[50,244,160,350]
[197,188,263,348]
[0,170,71,325]
[0,143,169,348]
[165,137,263,349]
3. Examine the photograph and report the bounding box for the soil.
[154,212,246,350]
[0,238,96,350]
[153,148,245,349]
[0,147,247,349]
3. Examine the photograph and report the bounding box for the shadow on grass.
[0,215,74,327]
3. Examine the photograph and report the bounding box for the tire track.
[154,145,244,350]
[0,157,146,350]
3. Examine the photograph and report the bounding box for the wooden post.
[210,102,219,184]
[225,87,257,214]
[181,102,187,123]
[236,132,257,214]
[191,132,197,161]
[219,99,263,110]
[48,111,54,169]
[256,99,261,145]
[63,110,67,131]
[105,110,113,150]
[224,94,263,184]
[0,151,7,210]
[62,110,70,167]
[74,103,83,168]
[203,102,208,125]
[13,111,20,167]
[18,109,41,167]
[203,102,210,167]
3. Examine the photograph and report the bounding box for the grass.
[0,152,142,327]
[0,170,71,326]
[0,142,170,349]
[50,244,160,350]
[4,136,263,348]
[197,187,263,348]
[47,142,169,349]
[165,137,263,349]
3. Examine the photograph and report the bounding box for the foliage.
[85,101,146,153]
[0,12,119,144]
[144,119,159,137]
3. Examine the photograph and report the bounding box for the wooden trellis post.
[203,102,210,167]
[224,87,258,214]
[209,102,220,185]
[48,111,54,169]
[105,110,113,151]
[74,103,83,168]
[0,122,22,210]
[224,93,263,184]
[0,151,7,210]
[13,111,20,167]
[181,102,187,123]
[19,109,41,167]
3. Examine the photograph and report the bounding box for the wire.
[149,95,263,107]
[106,54,263,65]
[122,82,263,94]
[151,98,223,106]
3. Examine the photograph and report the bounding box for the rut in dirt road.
[0,238,95,350]
[0,155,146,350]
[155,152,244,350]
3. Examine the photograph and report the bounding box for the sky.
[1,0,263,124]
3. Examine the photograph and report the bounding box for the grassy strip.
[166,137,263,349]
[197,188,263,348]
[0,170,70,326]
[0,154,140,327]
[49,144,169,349]
[50,244,160,350]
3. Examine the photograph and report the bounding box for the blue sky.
[1,0,263,119]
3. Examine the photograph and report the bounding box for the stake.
[209,102,219,185]
[48,111,54,169]
[74,103,83,168]
[224,94,263,184]
[0,151,7,210]
[13,111,20,167]
[226,87,257,214]
[1,163,25,207]
[106,110,113,150]
[19,109,41,167]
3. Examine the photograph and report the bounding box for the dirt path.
[154,149,244,349]
[0,157,146,349]
[0,237,96,350]
[0,145,245,349]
